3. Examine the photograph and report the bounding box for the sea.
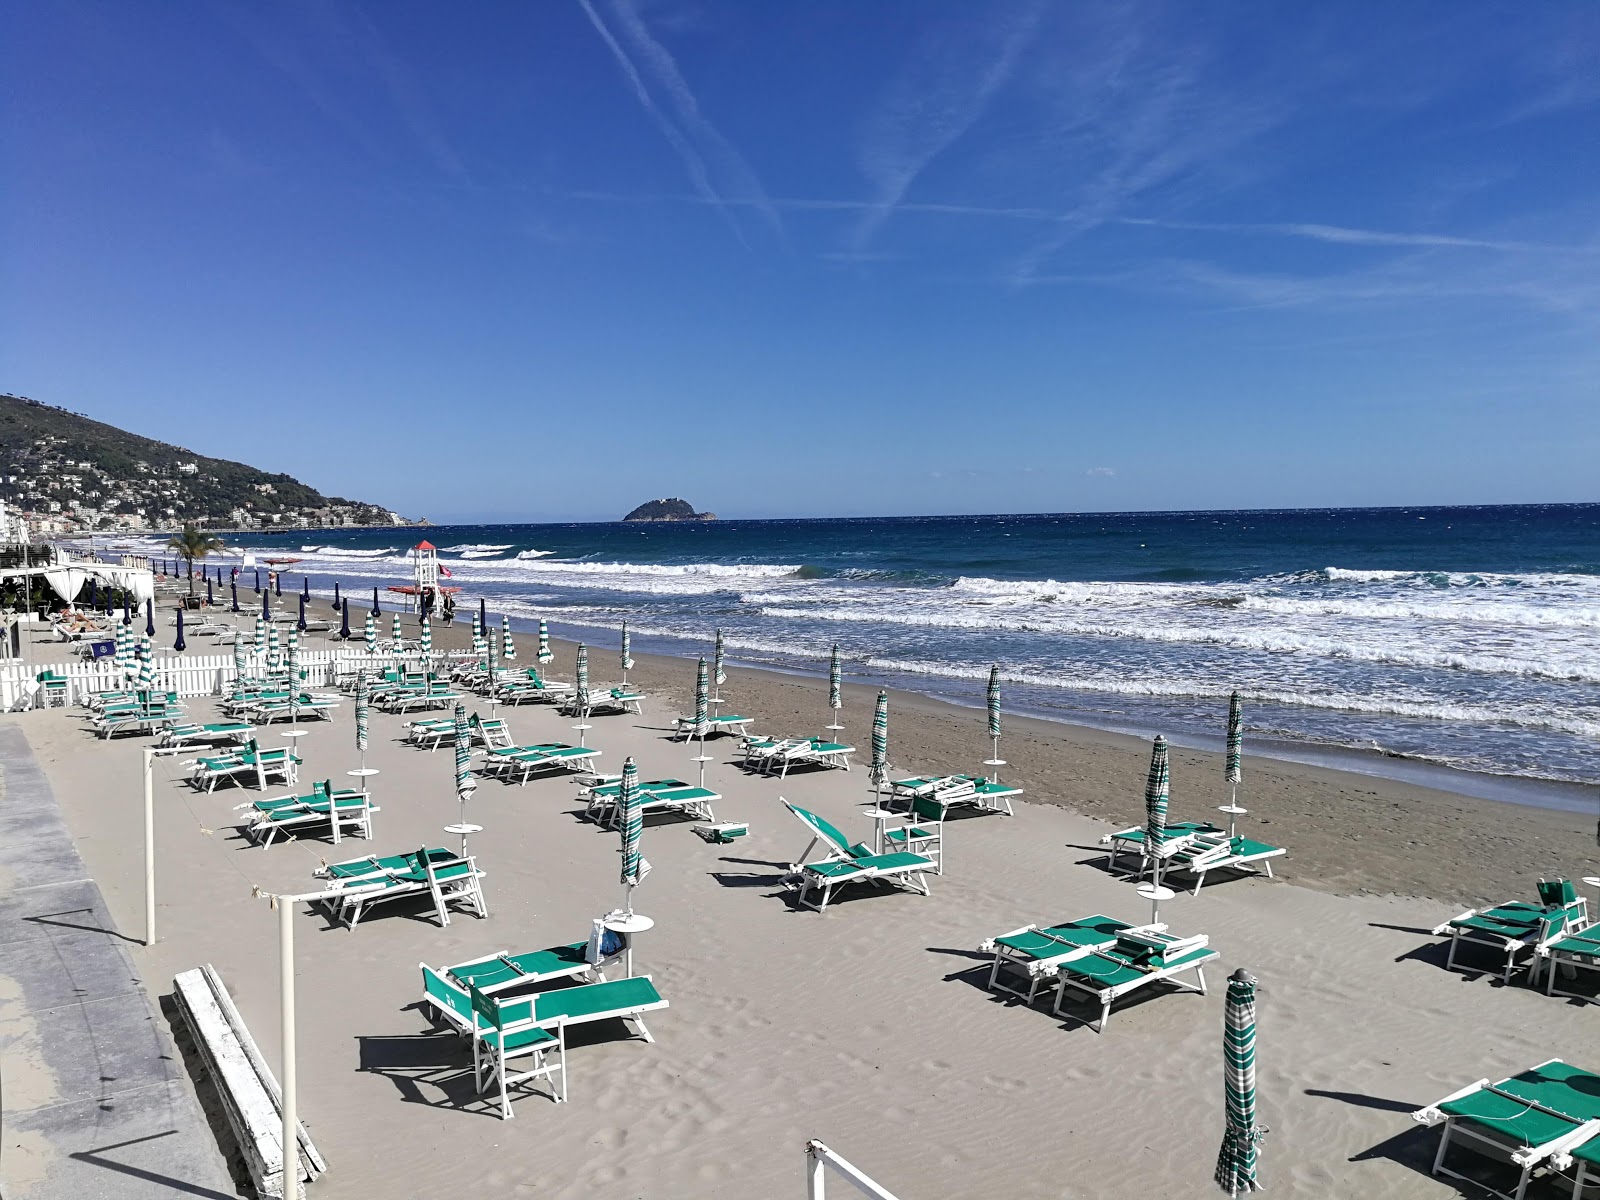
[123,504,1600,807]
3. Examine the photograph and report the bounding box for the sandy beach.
[7,602,1598,1198]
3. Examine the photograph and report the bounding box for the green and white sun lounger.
[560,687,644,717]
[583,778,719,827]
[426,939,620,1000]
[420,967,566,1117]
[314,847,486,930]
[747,737,855,777]
[237,782,377,847]
[1432,880,1589,983]
[1164,831,1285,892]
[1412,1059,1600,1200]
[1101,820,1221,871]
[1534,922,1600,1003]
[673,713,754,740]
[980,915,1167,1005]
[408,717,456,749]
[1572,1129,1600,1199]
[186,741,300,792]
[1046,929,1217,1033]
[481,743,602,785]
[160,721,254,748]
[781,800,933,912]
[890,774,1022,817]
[471,714,513,749]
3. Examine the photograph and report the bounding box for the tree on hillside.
[167,524,224,594]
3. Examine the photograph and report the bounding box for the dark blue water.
[126,504,1600,789]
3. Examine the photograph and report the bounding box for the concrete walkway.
[0,723,235,1199]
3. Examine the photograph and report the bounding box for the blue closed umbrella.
[339,597,351,640]
[144,598,155,637]
[206,576,214,605]
[302,576,310,601]
[297,593,307,633]
[478,597,487,632]
[123,596,131,625]
[88,578,97,610]
[273,571,282,597]
[173,607,187,653]
[262,588,270,620]
[371,587,380,615]
[230,578,240,612]
[253,567,260,592]
[332,581,341,612]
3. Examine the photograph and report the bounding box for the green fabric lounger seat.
[1572,1128,1600,1198]
[439,941,610,995]
[1412,1059,1600,1200]
[185,740,299,792]
[160,721,253,748]
[1536,924,1600,1003]
[781,800,934,912]
[583,778,719,826]
[237,782,377,847]
[1046,929,1218,1033]
[1163,832,1287,892]
[889,774,1022,816]
[980,915,1164,1005]
[1431,880,1589,983]
[559,687,644,717]
[481,743,602,785]
[751,738,855,777]
[673,713,754,740]
[420,967,566,1117]
[314,846,486,930]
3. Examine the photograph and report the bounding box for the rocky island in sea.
[622,497,717,521]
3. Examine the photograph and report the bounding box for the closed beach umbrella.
[261,588,271,620]
[1226,691,1244,789]
[137,637,154,690]
[230,577,240,612]
[419,614,432,661]
[694,656,709,736]
[1215,969,1264,1195]
[713,629,726,694]
[478,597,487,634]
[123,595,131,626]
[618,755,649,911]
[355,673,370,758]
[296,593,307,633]
[827,644,842,731]
[371,586,380,615]
[501,614,516,660]
[364,611,377,657]
[114,620,131,679]
[391,612,403,649]
[453,701,476,839]
[253,567,260,592]
[302,576,310,601]
[268,623,281,671]
[232,629,248,691]
[173,607,187,653]
[206,576,214,605]
[88,578,97,610]
[537,619,552,665]
[985,664,1005,780]
[1145,735,1171,853]
[144,598,155,637]
[253,615,266,669]
[339,597,351,640]
[332,580,341,612]
[621,619,633,682]
[274,571,282,597]
[574,643,590,714]
[287,628,301,691]
[870,689,890,787]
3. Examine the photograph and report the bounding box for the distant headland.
[622,498,717,522]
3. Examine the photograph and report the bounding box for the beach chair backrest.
[423,966,473,1024]
[1539,879,1578,909]
[783,802,856,859]
[910,795,949,824]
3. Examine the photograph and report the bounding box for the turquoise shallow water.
[128,503,1600,788]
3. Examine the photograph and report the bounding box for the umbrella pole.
[697,729,708,789]
[985,734,1006,784]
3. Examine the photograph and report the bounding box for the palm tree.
[167,524,224,595]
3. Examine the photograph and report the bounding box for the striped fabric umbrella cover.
[453,702,476,803]
[713,629,727,686]
[391,613,403,649]
[232,632,248,693]
[1215,969,1264,1194]
[828,645,842,710]
[1145,735,1171,849]
[253,616,266,667]
[287,629,301,691]
[575,643,590,713]
[114,620,131,677]
[355,673,370,753]
[537,619,552,664]
[501,614,516,660]
[986,664,1002,741]
[869,690,890,785]
[1225,691,1244,786]
[619,755,646,889]
[694,657,708,736]
[621,620,633,671]
[419,615,433,659]
[137,637,154,690]
[364,611,377,657]
[267,624,281,671]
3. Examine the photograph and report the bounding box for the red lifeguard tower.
[386,540,460,611]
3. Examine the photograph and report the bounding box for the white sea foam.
[441,543,514,555]
[514,549,555,559]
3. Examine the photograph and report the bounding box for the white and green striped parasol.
[364,610,377,658]
[391,612,403,650]
[1145,735,1171,850]
[1215,968,1264,1195]
[574,643,589,714]
[453,702,476,849]
[621,620,633,680]
[501,614,516,660]
[137,636,154,691]
[114,620,131,678]
[618,755,649,909]
[355,672,370,757]
[984,664,1006,780]
[1225,691,1243,786]
[869,689,890,788]
[287,628,301,689]
[537,619,552,664]
[231,631,248,696]
[712,629,726,693]
[419,614,432,661]
[253,616,266,670]
[267,624,281,672]
[694,656,709,736]
[828,645,842,710]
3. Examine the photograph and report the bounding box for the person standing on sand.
[441,592,455,626]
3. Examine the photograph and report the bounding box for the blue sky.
[3,2,1597,523]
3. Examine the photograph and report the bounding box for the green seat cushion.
[450,942,590,990]
[1440,1062,1600,1150]
[534,976,663,1023]
[804,860,870,879]
[856,851,931,871]
[1551,932,1600,958]
[480,1024,559,1052]
[995,916,1131,959]
[1062,945,1217,990]
[1115,821,1217,845]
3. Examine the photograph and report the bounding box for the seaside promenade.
[1,599,1594,1198]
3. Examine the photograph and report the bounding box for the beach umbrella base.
[572,722,592,748]
[1218,804,1247,839]
[1136,881,1175,925]
[346,768,381,782]
[600,909,654,978]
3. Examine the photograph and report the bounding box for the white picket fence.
[3,648,436,709]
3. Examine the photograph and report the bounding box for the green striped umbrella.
[364,610,377,658]
[574,643,590,715]
[1145,734,1171,853]
[137,636,154,691]
[391,612,403,650]
[694,656,708,735]
[419,615,432,661]
[537,619,552,665]
[231,630,247,695]
[287,629,302,721]
[712,629,726,699]
[1215,969,1264,1195]
[827,644,842,716]
[869,689,890,790]
[618,755,648,910]
[114,619,131,679]
[985,664,1006,779]
[620,620,633,684]
[453,701,477,851]
[355,672,370,763]
[267,624,281,672]
[253,616,266,672]
[501,614,516,660]
[1225,691,1244,787]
